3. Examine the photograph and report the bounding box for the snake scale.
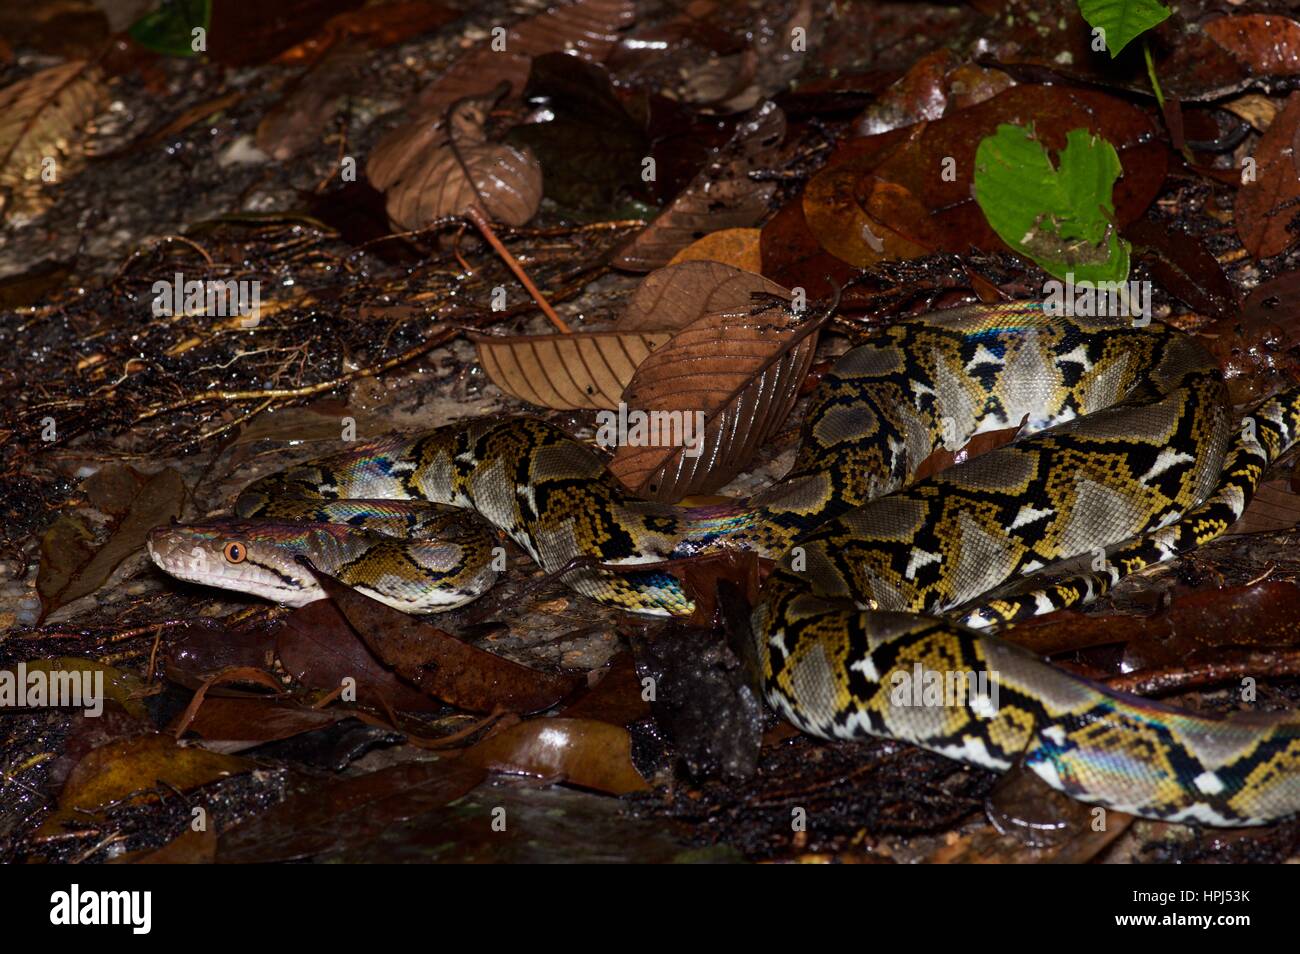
[149,302,1300,825]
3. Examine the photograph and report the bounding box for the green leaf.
[973,124,1130,284]
[1077,0,1171,58]
[128,0,211,58]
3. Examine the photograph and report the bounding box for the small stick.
[464,204,571,333]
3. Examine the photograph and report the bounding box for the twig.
[464,205,571,333]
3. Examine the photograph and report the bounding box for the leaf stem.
[1143,37,1165,109]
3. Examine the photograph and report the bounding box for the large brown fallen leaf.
[1235,90,1300,260]
[412,0,634,116]
[37,465,185,619]
[462,717,649,794]
[472,329,671,410]
[277,598,444,711]
[618,260,791,332]
[0,59,105,221]
[366,83,542,230]
[217,759,486,863]
[609,300,821,500]
[38,734,253,837]
[614,101,786,271]
[307,564,582,713]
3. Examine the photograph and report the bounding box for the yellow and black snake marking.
[149,302,1300,825]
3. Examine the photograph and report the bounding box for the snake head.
[147,521,338,607]
[147,515,498,613]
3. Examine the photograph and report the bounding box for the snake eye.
[223,541,247,564]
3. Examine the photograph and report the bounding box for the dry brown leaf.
[667,228,764,272]
[1235,90,1300,260]
[614,101,786,272]
[463,717,650,795]
[473,330,671,410]
[0,59,105,221]
[618,260,790,332]
[610,301,820,500]
[37,466,185,620]
[414,50,534,117]
[412,0,635,115]
[1204,13,1300,76]
[367,83,542,230]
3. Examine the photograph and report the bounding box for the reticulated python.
[149,303,1300,825]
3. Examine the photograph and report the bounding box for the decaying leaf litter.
[4,0,1300,864]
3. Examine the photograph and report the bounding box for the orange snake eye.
[223,541,247,564]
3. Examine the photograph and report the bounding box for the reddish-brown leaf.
[1235,91,1300,260]
[306,564,581,713]
[1204,14,1300,77]
[462,717,650,794]
[277,599,445,712]
[803,85,1166,268]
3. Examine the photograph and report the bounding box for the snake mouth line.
[146,528,317,606]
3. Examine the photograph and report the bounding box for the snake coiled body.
[149,303,1300,825]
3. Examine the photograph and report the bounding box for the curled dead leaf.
[367,83,542,230]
